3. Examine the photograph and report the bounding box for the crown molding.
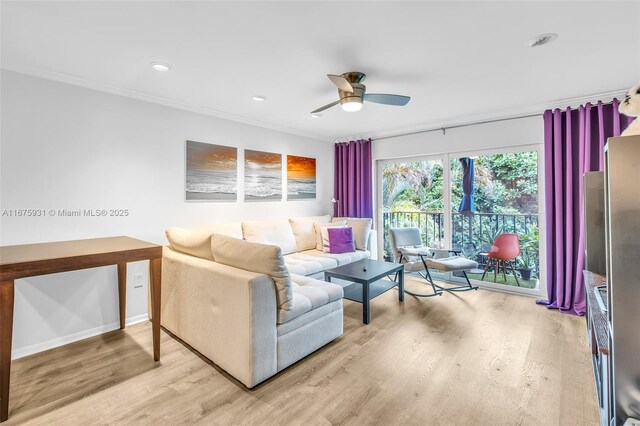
[3,63,628,145]
[1,63,333,143]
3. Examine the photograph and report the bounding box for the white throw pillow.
[242,219,298,255]
[165,223,243,260]
[332,217,373,250]
[313,221,346,251]
[289,215,331,251]
[211,233,293,311]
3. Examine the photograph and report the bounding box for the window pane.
[450,152,539,289]
[381,160,445,260]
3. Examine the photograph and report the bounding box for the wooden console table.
[0,236,163,422]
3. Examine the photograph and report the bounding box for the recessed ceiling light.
[529,33,558,48]
[252,95,266,102]
[150,62,171,71]
[311,113,322,118]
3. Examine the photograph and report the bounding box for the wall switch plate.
[133,273,144,288]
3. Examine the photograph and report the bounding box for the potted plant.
[516,251,536,280]
[517,226,539,280]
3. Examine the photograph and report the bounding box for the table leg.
[117,263,127,330]
[149,258,162,362]
[1,281,15,422]
[398,269,404,302]
[362,283,370,325]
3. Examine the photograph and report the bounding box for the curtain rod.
[373,99,618,141]
[373,113,541,141]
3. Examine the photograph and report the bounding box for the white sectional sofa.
[161,215,376,388]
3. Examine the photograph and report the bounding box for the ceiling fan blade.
[364,93,411,106]
[311,100,340,114]
[327,74,354,93]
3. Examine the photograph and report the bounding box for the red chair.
[481,233,521,286]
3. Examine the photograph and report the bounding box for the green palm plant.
[382,162,435,207]
[516,225,539,278]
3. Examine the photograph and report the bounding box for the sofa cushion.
[242,220,298,255]
[277,275,343,324]
[166,223,243,260]
[276,300,341,337]
[289,215,331,251]
[313,221,346,251]
[211,234,293,311]
[290,273,343,301]
[283,252,338,276]
[277,291,311,324]
[298,249,370,266]
[332,217,373,251]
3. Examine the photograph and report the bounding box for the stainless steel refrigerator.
[604,135,640,425]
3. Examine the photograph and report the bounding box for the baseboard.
[11,313,150,360]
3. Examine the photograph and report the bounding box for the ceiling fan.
[311,71,410,114]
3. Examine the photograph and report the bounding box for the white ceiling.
[2,1,639,142]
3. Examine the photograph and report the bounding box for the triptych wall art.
[286,155,317,200]
[186,140,237,201]
[185,140,316,202]
[244,149,282,201]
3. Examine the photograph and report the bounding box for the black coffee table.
[324,259,404,324]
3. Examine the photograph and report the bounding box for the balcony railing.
[382,211,539,276]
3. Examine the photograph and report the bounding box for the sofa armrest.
[161,247,277,387]
[367,229,378,259]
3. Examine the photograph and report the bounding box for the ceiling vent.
[529,33,558,48]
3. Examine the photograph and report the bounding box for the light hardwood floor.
[5,277,599,425]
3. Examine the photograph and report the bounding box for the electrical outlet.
[133,273,144,288]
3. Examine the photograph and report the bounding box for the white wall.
[0,70,333,358]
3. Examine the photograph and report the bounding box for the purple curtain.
[539,99,633,315]
[334,139,373,218]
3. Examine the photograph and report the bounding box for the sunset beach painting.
[287,155,316,199]
[186,140,237,201]
[244,149,282,201]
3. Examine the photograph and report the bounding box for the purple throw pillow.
[327,227,356,254]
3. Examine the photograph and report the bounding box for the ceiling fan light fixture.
[310,71,410,114]
[341,98,362,112]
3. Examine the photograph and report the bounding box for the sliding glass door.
[380,156,446,261]
[377,145,543,296]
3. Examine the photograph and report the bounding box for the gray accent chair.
[388,227,479,297]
